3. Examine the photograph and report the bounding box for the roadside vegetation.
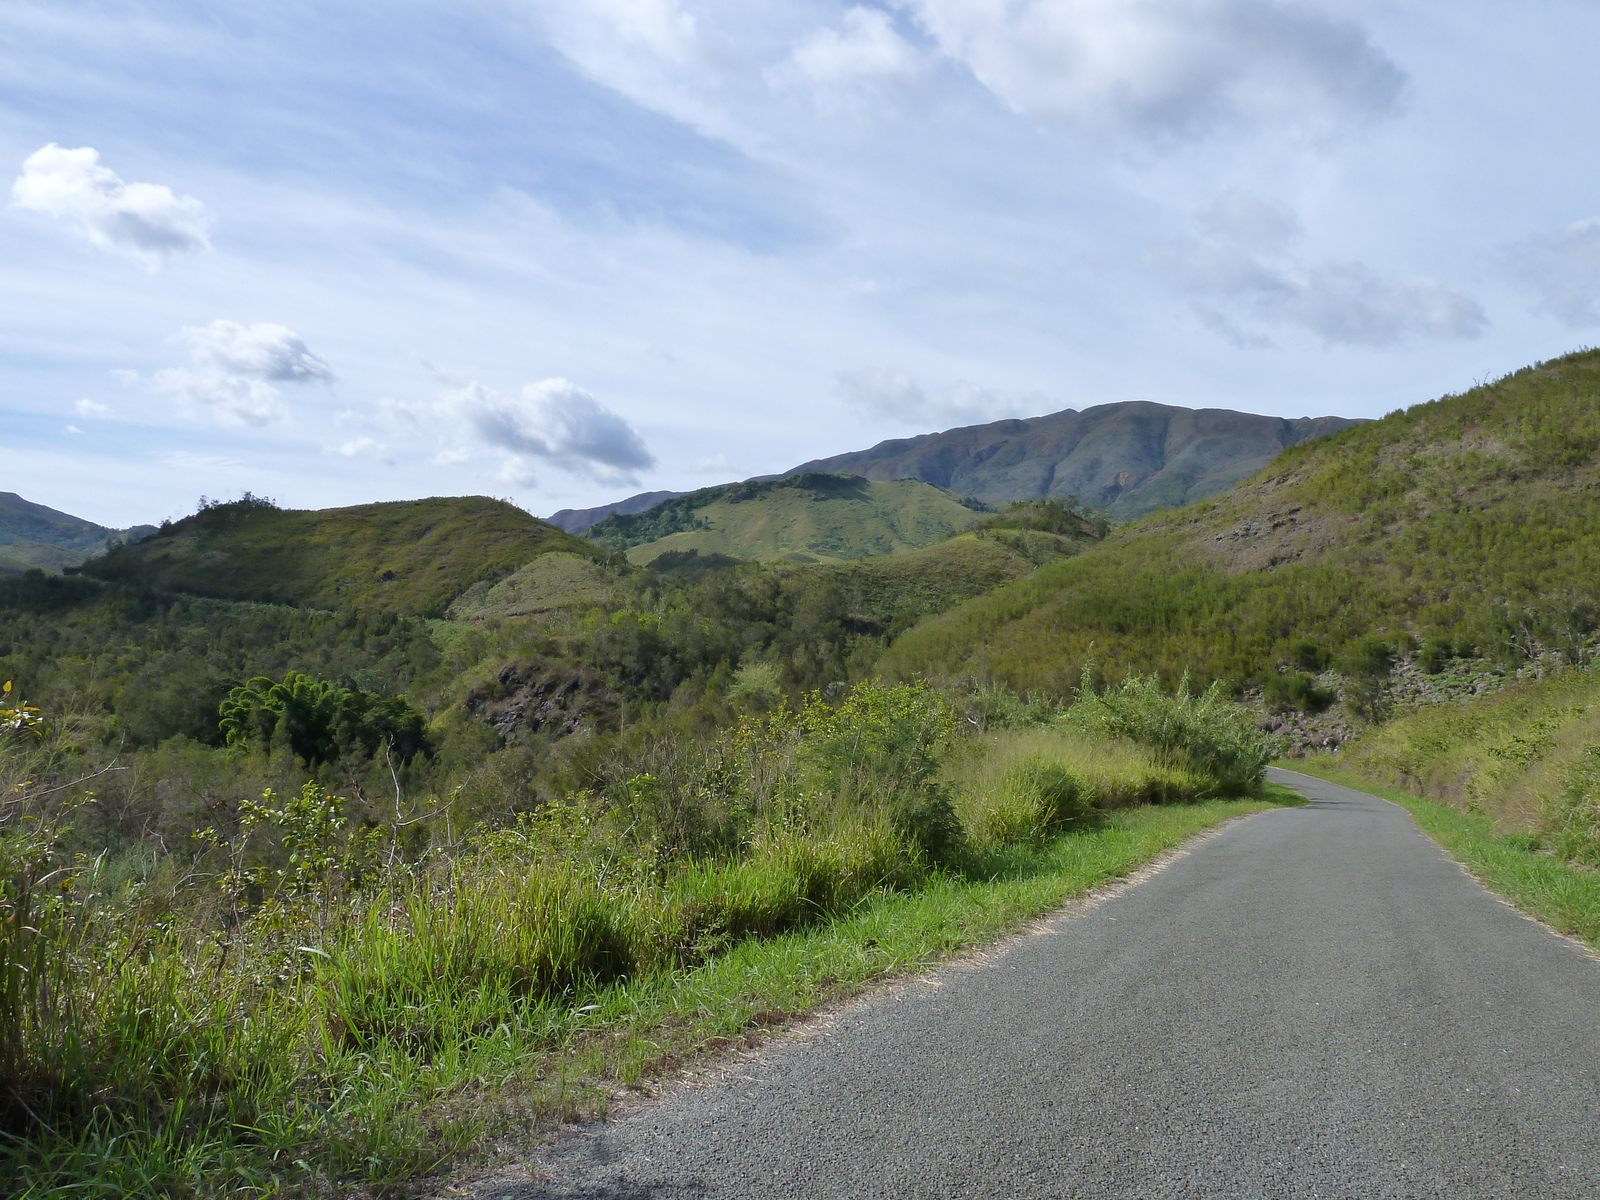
[0,666,1278,1196]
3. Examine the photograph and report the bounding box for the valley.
[6,352,1600,1196]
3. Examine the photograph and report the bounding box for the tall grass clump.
[948,727,1215,847]
[1067,670,1277,795]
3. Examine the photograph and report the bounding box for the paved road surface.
[488,769,1600,1199]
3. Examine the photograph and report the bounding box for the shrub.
[1264,671,1335,714]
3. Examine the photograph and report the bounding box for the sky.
[3,1,1599,528]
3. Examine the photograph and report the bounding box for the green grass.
[1282,762,1600,948]
[881,347,1600,694]
[79,496,596,616]
[588,475,987,565]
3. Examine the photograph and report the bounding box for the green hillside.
[78,494,597,616]
[0,492,155,574]
[587,473,988,565]
[882,349,1600,695]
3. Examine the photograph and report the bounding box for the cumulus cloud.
[1503,218,1600,327]
[441,375,656,485]
[771,7,928,98]
[838,367,1031,425]
[1153,193,1486,348]
[152,320,334,426]
[74,398,112,418]
[890,0,1404,137]
[12,144,210,268]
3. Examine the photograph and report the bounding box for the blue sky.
[4,0,1599,527]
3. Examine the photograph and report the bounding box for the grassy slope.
[593,475,985,565]
[1285,764,1600,948]
[883,349,1600,693]
[1305,665,1600,828]
[80,497,597,616]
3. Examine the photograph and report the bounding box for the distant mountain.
[79,495,596,616]
[548,490,686,534]
[786,401,1366,520]
[586,474,988,565]
[0,492,156,575]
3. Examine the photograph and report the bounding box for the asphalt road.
[489,769,1600,1199]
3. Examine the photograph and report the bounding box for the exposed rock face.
[463,662,619,740]
[787,401,1364,520]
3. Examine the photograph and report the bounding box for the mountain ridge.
[788,401,1365,520]
[547,400,1364,534]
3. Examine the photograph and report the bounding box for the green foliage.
[797,683,962,859]
[882,349,1600,697]
[218,671,427,765]
[1068,670,1277,794]
[1263,671,1335,715]
[1549,749,1600,866]
[80,495,595,616]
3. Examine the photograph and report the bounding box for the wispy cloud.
[892,0,1404,138]
[327,436,395,465]
[1502,218,1600,328]
[770,7,928,103]
[1153,192,1486,347]
[12,144,210,269]
[837,367,1038,426]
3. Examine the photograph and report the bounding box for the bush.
[1264,671,1335,714]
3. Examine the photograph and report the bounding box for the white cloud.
[151,320,333,426]
[690,452,730,473]
[65,424,84,435]
[441,375,656,484]
[178,320,334,383]
[771,7,928,98]
[1153,194,1486,347]
[74,397,112,418]
[837,367,1032,425]
[1503,218,1600,328]
[12,144,210,268]
[892,0,1404,137]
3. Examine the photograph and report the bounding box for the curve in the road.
[482,769,1600,1200]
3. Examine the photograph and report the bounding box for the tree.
[218,671,427,765]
